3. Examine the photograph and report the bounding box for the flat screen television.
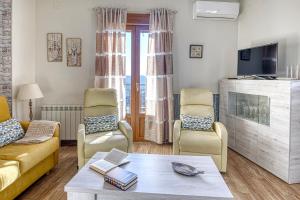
[238,43,278,77]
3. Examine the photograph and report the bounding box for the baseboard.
[61,140,77,146]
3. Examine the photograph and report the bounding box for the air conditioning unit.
[193,1,240,20]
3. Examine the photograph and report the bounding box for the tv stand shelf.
[237,75,275,80]
[220,79,300,184]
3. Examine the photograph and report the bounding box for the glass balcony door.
[125,23,149,141]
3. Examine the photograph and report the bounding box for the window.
[125,14,150,141]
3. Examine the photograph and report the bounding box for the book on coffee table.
[89,148,129,175]
[104,167,137,191]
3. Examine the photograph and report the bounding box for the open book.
[89,149,129,175]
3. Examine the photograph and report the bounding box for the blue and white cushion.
[84,114,118,135]
[181,115,213,131]
[0,118,25,147]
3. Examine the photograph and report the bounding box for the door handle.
[136,83,139,93]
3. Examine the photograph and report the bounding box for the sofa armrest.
[118,121,133,153]
[20,121,30,132]
[77,124,86,169]
[53,124,60,138]
[173,120,182,155]
[213,122,228,172]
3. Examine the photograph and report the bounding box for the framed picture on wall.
[190,45,203,59]
[47,33,63,62]
[66,38,82,67]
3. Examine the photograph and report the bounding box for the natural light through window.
[140,32,149,113]
[125,32,132,114]
[125,31,149,114]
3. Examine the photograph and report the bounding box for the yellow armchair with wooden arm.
[0,96,60,200]
[173,89,228,172]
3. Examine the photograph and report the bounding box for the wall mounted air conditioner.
[193,1,240,20]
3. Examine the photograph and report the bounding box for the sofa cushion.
[179,130,221,155]
[0,119,25,147]
[84,115,118,135]
[0,137,59,174]
[84,130,128,158]
[0,160,20,191]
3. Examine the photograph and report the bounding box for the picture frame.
[47,33,63,62]
[190,45,203,59]
[66,38,82,67]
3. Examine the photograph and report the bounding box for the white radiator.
[41,105,83,141]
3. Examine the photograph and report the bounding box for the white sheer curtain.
[144,8,176,144]
[94,8,127,119]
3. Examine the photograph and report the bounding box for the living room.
[1,0,300,199]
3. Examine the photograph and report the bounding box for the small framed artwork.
[190,45,203,59]
[66,38,82,67]
[47,33,63,62]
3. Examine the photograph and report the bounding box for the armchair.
[173,88,228,172]
[77,88,133,168]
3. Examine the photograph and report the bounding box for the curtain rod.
[147,8,177,14]
[92,7,177,14]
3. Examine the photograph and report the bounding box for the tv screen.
[238,43,278,76]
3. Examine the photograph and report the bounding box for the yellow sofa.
[0,96,60,200]
[173,89,228,172]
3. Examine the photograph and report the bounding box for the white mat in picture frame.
[47,33,63,62]
[66,38,82,67]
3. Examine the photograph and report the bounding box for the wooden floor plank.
[16,142,300,200]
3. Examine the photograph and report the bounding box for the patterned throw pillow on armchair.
[180,114,213,131]
[84,114,118,135]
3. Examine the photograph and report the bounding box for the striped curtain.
[144,8,175,144]
[94,8,127,119]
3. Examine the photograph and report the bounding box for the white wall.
[238,0,300,77]
[14,0,300,118]
[35,0,238,110]
[12,0,36,120]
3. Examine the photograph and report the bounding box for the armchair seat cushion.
[0,160,20,191]
[179,130,221,155]
[0,137,59,174]
[84,130,128,158]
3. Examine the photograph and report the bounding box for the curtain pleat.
[95,8,127,119]
[144,8,175,144]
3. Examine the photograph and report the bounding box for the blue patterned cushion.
[84,115,118,135]
[0,118,25,147]
[181,115,213,131]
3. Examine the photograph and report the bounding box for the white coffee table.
[65,153,233,200]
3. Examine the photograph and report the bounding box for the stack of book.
[89,148,137,191]
[104,167,137,190]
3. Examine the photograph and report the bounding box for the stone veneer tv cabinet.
[220,79,300,184]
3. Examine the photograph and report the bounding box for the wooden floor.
[17,142,300,200]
